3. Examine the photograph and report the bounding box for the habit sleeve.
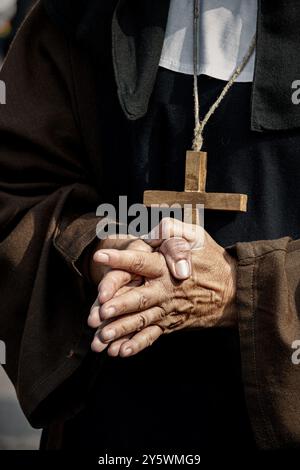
[0,3,100,426]
[231,237,300,449]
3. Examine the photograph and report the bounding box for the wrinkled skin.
[88,220,237,358]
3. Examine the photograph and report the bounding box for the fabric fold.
[230,238,300,449]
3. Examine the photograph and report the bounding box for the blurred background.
[0,0,33,64]
[0,367,41,449]
[0,0,41,450]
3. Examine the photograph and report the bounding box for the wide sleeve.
[0,3,102,426]
[231,237,300,449]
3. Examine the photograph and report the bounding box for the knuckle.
[174,238,191,254]
[130,239,151,252]
[137,313,148,331]
[137,293,149,311]
[158,256,166,276]
[163,238,190,258]
[158,308,167,320]
[130,254,145,272]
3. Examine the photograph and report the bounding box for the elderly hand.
[90,219,237,357]
[89,219,196,287]
[88,219,196,354]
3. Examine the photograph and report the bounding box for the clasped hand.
[88,219,237,358]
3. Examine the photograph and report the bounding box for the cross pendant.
[143,151,247,224]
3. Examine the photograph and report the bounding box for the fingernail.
[103,306,116,318]
[88,309,100,327]
[88,314,99,328]
[95,252,110,263]
[102,329,115,341]
[108,344,119,357]
[91,337,103,352]
[175,260,190,278]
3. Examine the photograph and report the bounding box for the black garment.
[56,69,300,450]
[114,69,300,244]
[44,0,300,130]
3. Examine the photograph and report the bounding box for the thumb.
[160,237,192,280]
[142,218,205,280]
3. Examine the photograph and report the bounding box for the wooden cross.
[144,151,247,224]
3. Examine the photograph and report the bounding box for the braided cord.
[192,0,256,151]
